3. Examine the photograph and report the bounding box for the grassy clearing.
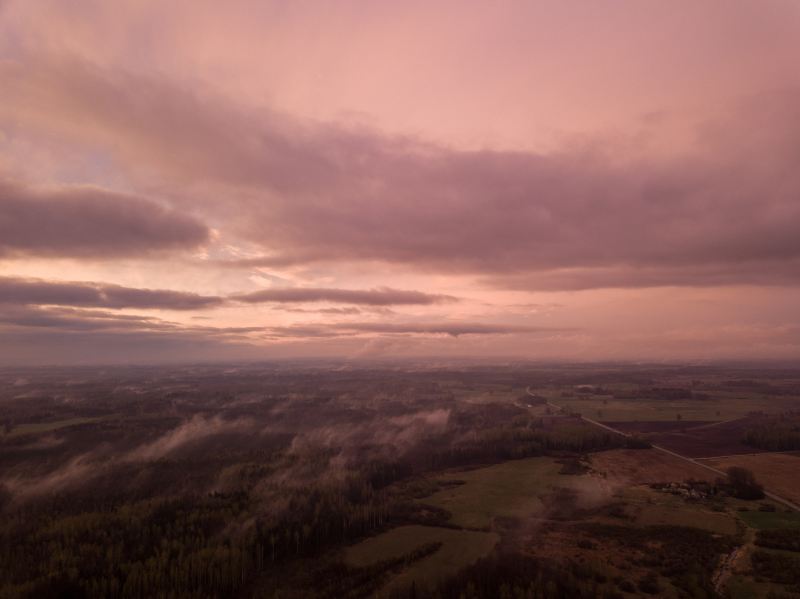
[343,525,498,594]
[421,457,576,529]
[590,448,716,485]
[610,485,741,535]
[737,510,800,530]
[636,503,739,535]
[2,417,104,438]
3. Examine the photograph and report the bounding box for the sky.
[1,0,799,365]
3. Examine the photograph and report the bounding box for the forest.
[2,363,800,597]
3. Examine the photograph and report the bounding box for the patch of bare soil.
[590,448,715,485]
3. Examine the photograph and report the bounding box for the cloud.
[290,408,451,457]
[0,327,260,365]
[1,416,256,500]
[335,322,564,337]
[0,306,161,331]
[276,307,365,315]
[2,453,98,500]
[0,304,265,364]
[0,304,265,336]
[488,261,800,291]
[265,321,564,339]
[233,286,457,306]
[0,276,223,309]
[127,415,254,461]
[0,277,453,313]
[0,178,210,259]
[3,57,800,289]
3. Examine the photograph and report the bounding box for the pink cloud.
[0,177,210,259]
[2,58,799,290]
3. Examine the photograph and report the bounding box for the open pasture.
[737,510,800,530]
[421,457,588,529]
[635,501,739,535]
[589,448,715,485]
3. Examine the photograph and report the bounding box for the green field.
[635,503,739,535]
[612,486,742,535]
[343,525,498,594]
[2,417,104,438]
[421,457,584,529]
[737,510,800,530]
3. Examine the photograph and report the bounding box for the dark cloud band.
[0,277,222,310]
[0,179,210,259]
[232,287,457,306]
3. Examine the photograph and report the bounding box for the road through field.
[526,387,800,512]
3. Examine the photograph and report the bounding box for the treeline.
[724,466,765,500]
[751,550,800,586]
[580,523,734,597]
[389,551,626,599]
[755,529,800,553]
[743,413,800,451]
[0,479,397,598]
[424,420,624,470]
[0,492,253,598]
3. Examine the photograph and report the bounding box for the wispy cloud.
[233,287,457,306]
[265,321,567,339]
[3,58,800,289]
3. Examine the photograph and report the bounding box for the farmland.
[648,417,768,458]
[539,379,800,424]
[737,509,800,530]
[2,363,800,597]
[705,452,800,506]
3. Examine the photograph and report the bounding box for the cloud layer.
[1,2,800,362]
[3,58,800,289]
[0,277,456,309]
[233,287,456,306]
[0,178,210,259]
[0,276,222,310]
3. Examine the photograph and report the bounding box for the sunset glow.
[1,1,799,364]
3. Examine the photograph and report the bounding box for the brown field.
[589,448,714,485]
[649,417,764,458]
[704,452,800,506]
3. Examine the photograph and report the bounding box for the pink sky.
[1,0,799,364]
